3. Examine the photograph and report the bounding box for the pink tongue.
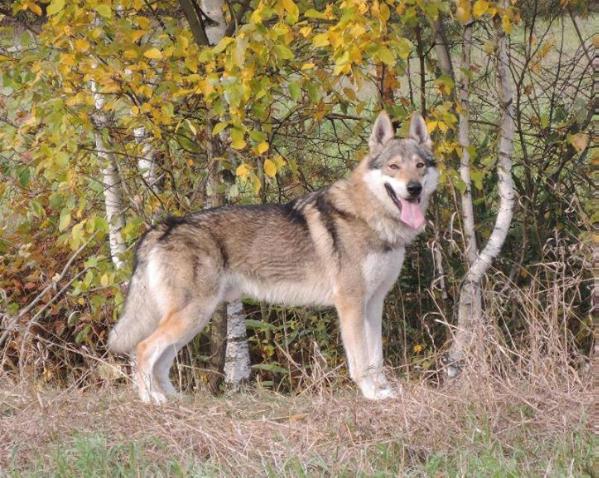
[399,198,426,229]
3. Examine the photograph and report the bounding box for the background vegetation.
[0,0,595,474]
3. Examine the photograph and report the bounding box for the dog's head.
[363,111,439,230]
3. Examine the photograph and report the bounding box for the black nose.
[407,181,422,197]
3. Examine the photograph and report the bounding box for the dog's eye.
[389,164,399,170]
[416,163,425,169]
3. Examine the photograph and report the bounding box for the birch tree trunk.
[457,23,478,267]
[180,0,250,389]
[133,127,160,194]
[91,81,126,270]
[447,7,516,375]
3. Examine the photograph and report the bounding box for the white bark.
[447,6,516,372]
[91,81,126,270]
[202,0,227,44]
[224,301,251,385]
[133,127,159,193]
[457,23,478,267]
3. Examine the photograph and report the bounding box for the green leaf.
[213,37,234,54]
[17,166,31,187]
[59,209,71,232]
[288,81,301,101]
[376,46,395,66]
[395,38,413,60]
[470,169,484,190]
[212,121,228,135]
[94,4,112,18]
[304,9,328,19]
[230,128,246,150]
[252,363,288,374]
[47,0,65,16]
[274,44,294,60]
[245,319,276,330]
[249,129,267,142]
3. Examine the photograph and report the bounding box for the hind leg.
[135,301,215,404]
[154,348,179,397]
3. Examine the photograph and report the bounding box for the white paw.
[149,390,168,405]
[358,378,397,400]
[137,382,168,405]
[373,387,397,400]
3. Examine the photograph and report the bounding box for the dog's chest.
[361,248,405,297]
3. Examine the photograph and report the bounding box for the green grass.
[7,434,201,478]
[7,426,596,478]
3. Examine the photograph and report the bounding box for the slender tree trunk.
[179,0,250,390]
[457,23,478,267]
[91,81,126,270]
[224,300,251,387]
[202,0,227,42]
[431,20,478,267]
[415,25,427,115]
[447,7,516,373]
[134,127,160,194]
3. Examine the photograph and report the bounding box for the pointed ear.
[409,113,432,149]
[369,111,394,152]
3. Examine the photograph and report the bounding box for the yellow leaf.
[273,155,286,169]
[379,3,390,22]
[231,128,246,150]
[60,53,75,66]
[472,0,489,17]
[28,2,42,15]
[263,159,277,177]
[130,30,146,42]
[252,173,262,193]
[313,33,329,47]
[568,133,589,153]
[236,163,250,178]
[123,49,138,60]
[502,14,512,34]
[350,24,366,37]
[144,48,162,60]
[74,38,90,52]
[232,138,247,150]
[301,62,315,70]
[280,0,299,22]
[47,0,65,16]
[299,26,312,37]
[456,5,471,24]
[256,141,269,155]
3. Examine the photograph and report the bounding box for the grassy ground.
[1,372,595,477]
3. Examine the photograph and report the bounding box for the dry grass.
[1,364,594,476]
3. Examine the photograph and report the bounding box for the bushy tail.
[107,244,161,354]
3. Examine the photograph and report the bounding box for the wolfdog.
[108,111,439,403]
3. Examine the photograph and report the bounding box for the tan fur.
[108,112,439,403]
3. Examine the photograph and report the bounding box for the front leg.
[365,293,395,398]
[335,294,392,400]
